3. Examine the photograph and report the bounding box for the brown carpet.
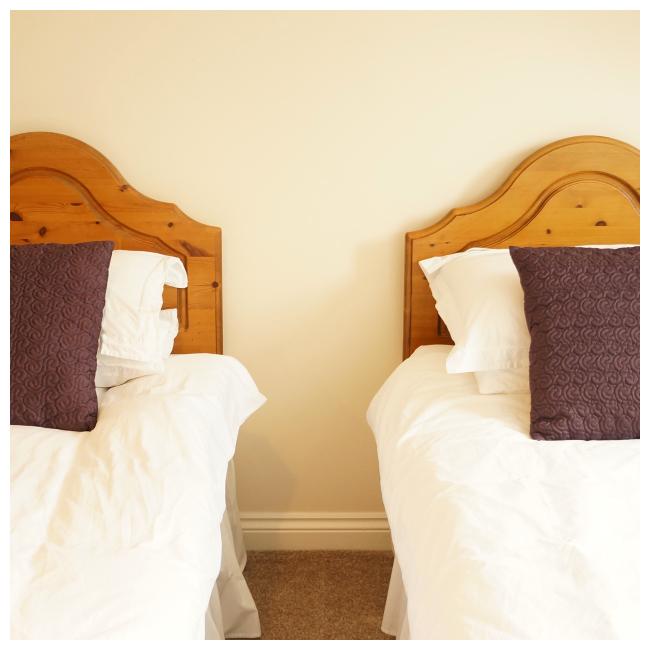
[244,550,395,640]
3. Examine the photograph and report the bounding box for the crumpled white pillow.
[95,251,187,388]
[420,244,635,394]
[474,367,529,395]
[419,248,530,374]
[96,309,180,387]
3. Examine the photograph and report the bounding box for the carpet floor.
[244,550,395,640]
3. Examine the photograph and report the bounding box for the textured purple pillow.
[510,246,639,441]
[11,241,114,431]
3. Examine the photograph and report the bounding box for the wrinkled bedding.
[11,353,265,639]
[368,345,639,639]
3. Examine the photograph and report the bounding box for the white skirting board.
[240,512,392,551]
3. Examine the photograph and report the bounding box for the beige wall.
[11,12,639,524]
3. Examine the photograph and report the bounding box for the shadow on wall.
[233,230,403,513]
[235,425,297,508]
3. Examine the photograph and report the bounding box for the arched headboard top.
[10,131,222,354]
[404,135,640,358]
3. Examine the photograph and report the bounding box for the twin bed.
[370,136,640,639]
[10,133,640,640]
[10,132,262,639]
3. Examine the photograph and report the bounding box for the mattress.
[11,353,265,640]
[367,345,639,640]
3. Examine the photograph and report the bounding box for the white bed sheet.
[11,353,265,640]
[368,345,639,640]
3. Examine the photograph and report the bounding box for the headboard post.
[404,135,640,358]
[10,131,223,354]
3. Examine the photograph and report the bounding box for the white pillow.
[419,248,530,374]
[474,368,529,395]
[420,244,635,381]
[99,250,187,362]
[95,250,187,387]
[95,309,179,387]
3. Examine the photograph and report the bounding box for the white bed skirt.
[205,461,261,640]
[381,558,410,640]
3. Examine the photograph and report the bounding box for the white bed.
[368,345,639,639]
[11,353,265,640]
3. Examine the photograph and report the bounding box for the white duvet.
[368,345,639,640]
[11,354,265,640]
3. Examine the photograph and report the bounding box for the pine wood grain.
[10,132,222,354]
[404,135,640,358]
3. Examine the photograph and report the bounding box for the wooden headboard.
[10,132,222,354]
[404,135,640,358]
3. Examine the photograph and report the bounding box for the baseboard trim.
[241,511,393,551]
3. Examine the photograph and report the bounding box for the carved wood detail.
[10,132,222,354]
[404,135,640,358]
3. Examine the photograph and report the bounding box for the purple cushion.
[510,246,639,441]
[11,241,114,431]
